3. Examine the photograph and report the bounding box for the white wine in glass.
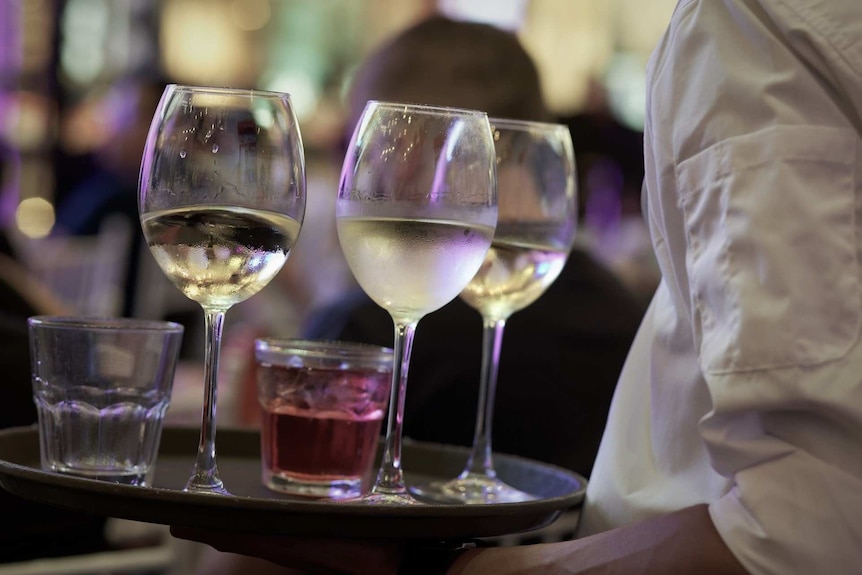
[139,85,306,495]
[410,118,577,504]
[336,101,498,505]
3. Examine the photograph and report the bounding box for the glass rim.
[165,83,293,100]
[366,99,488,119]
[27,315,185,333]
[255,338,393,360]
[489,117,570,133]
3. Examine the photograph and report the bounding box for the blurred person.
[209,14,632,434]
[52,77,165,317]
[176,12,646,575]
[561,77,660,305]
[306,14,646,477]
[171,0,862,574]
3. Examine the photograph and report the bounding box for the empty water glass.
[28,316,184,487]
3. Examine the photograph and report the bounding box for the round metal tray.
[0,426,585,540]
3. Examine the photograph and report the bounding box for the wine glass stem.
[461,317,507,479]
[186,307,227,493]
[373,320,417,495]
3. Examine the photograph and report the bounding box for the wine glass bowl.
[409,118,577,504]
[336,101,498,504]
[139,85,306,495]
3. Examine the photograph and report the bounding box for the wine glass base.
[340,490,423,505]
[409,474,537,505]
[183,479,231,496]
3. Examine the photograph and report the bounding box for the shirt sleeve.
[646,0,862,573]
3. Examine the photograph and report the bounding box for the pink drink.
[262,404,382,481]
[257,361,391,499]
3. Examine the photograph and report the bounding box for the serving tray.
[0,426,585,540]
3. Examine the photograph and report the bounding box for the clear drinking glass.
[410,119,577,504]
[336,101,498,504]
[28,316,184,487]
[138,85,306,494]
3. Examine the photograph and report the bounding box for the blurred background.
[0,0,671,415]
[0,0,675,324]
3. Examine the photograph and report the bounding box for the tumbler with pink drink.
[255,338,392,499]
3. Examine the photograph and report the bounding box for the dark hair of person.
[347,15,550,129]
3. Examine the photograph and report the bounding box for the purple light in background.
[584,157,624,236]
[0,1,22,226]
[0,0,22,76]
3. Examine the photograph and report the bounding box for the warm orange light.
[160,0,257,86]
[16,197,55,239]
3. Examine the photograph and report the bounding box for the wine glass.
[336,101,498,504]
[138,85,306,495]
[410,118,577,504]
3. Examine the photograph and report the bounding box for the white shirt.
[578,1,862,573]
